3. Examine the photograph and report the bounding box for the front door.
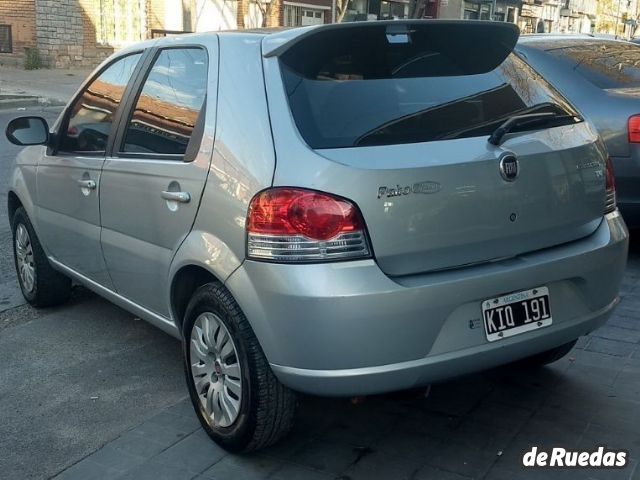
[36,52,143,287]
[99,45,213,316]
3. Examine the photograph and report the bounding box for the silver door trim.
[161,191,191,203]
[77,179,97,190]
[48,256,181,339]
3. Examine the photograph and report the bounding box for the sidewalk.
[51,248,640,480]
[0,67,90,107]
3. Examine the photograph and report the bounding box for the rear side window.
[122,48,208,156]
[545,41,640,90]
[279,27,578,149]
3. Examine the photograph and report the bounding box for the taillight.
[629,115,640,143]
[605,157,616,214]
[246,188,371,262]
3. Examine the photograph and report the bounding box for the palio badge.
[378,181,440,199]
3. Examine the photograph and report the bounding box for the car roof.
[114,26,293,56]
[518,34,631,50]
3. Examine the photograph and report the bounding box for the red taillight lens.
[605,157,616,214]
[247,188,370,262]
[629,115,640,143]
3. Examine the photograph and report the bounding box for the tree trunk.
[182,0,195,31]
[336,0,349,22]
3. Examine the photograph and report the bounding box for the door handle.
[161,191,191,203]
[77,179,96,190]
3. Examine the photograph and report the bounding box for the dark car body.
[517,35,640,228]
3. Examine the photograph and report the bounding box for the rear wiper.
[488,112,579,146]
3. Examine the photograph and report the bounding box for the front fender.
[7,147,40,232]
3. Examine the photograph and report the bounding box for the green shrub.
[24,48,43,70]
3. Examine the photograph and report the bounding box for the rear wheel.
[12,207,71,307]
[516,339,578,367]
[182,282,297,452]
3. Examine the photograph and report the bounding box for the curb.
[0,95,66,110]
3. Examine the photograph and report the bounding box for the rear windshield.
[279,29,579,149]
[544,41,640,90]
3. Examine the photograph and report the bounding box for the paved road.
[0,107,187,479]
[1,106,639,480]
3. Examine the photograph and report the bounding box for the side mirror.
[5,116,50,146]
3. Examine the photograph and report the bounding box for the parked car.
[516,35,640,229]
[5,21,629,452]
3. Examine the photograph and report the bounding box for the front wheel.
[182,282,297,452]
[12,207,71,307]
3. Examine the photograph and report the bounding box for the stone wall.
[0,0,37,67]
[34,0,112,68]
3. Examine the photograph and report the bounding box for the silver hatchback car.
[5,21,629,452]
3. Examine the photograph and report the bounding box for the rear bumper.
[271,299,617,396]
[226,212,629,396]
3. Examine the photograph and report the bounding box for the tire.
[11,207,72,307]
[515,339,578,368]
[182,282,297,452]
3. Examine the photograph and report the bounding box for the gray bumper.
[226,212,629,396]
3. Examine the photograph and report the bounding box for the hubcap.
[190,312,242,428]
[15,224,35,293]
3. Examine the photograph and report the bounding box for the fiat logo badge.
[499,154,519,182]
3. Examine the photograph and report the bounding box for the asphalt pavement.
[0,107,187,479]
[0,105,639,480]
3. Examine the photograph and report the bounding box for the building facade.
[558,0,597,33]
[0,0,330,68]
[0,0,37,65]
[1,0,639,68]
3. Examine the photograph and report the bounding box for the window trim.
[113,45,209,163]
[53,50,148,157]
[0,25,12,54]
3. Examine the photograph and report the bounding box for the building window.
[284,4,325,26]
[380,0,408,19]
[463,1,491,19]
[98,0,146,45]
[0,25,12,54]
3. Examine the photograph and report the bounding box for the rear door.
[264,22,608,277]
[99,41,216,316]
[36,52,143,286]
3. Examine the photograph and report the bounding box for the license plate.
[482,286,552,342]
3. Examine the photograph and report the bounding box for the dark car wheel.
[516,339,578,368]
[11,207,72,307]
[182,282,297,452]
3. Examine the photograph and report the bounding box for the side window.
[121,48,208,157]
[59,53,142,153]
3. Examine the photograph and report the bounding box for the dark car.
[517,35,640,228]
